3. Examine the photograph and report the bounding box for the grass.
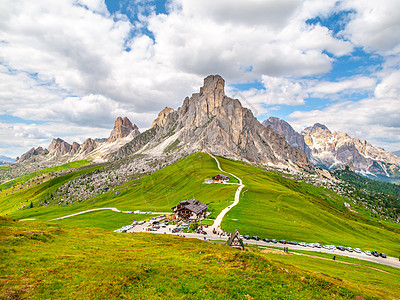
[2,216,397,299]
[3,153,237,223]
[0,164,102,217]
[257,247,400,299]
[0,159,91,190]
[1,153,400,258]
[0,166,11,170]
[216,157,400,257]
[53,211,157,230]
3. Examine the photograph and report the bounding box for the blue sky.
[0,0,399,157]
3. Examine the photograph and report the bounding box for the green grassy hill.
[1,217,399,299]
[1,153,399,257]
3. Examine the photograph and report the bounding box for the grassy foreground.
[2,217,398,299]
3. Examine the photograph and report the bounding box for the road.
[47,208,171,221]
[207,153,245,233]
[127,217,400,269]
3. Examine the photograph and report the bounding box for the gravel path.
[207,153,244,233]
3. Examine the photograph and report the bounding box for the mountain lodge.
[172,199,208,222]
[212,174,230,183]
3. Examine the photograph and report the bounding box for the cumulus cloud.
[0,0,399,156]
[341,0,400,54]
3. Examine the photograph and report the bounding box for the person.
[333,256,336,261]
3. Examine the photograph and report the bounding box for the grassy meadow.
[2,216,399,300]
[1,153,400,257]
[0,159,91,191]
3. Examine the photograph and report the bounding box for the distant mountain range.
[0,155,15,165]
[393,150,400,157]
[16,116,141,165]
[263,117,400,180]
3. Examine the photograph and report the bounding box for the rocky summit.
[265,117,400,178]
[262,117,312,159]
[107,117,140,143]
[118,75,314,172]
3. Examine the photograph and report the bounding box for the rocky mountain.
[16,116,139,165]
[107,117,140,143]
[262,117,400,180]
[262,117,311,159]
[116,75,314,173]
[301,123,400,178]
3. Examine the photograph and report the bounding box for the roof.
[213,174,230,179]
[173,198,208,215]
[227,229,244,249]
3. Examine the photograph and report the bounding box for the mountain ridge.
[116,75,315,173]
[262,116,400,180]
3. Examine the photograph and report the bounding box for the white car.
[299,242,307,247]
[364,250,371,256]
[354,248,361,253]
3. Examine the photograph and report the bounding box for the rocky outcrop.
[262,117,311,158]
[47,138,72,157]
[302,123,400,177]
[79,138,97,155]
[117,75,315,172]
[18,146,49,162]
[107,117,140,143]
[151,107,174,128]
[70,142,81,155]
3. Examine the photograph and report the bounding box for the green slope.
[2,153,236,223]
[2,217,399,299]
[0,159,91,191]
[1,153,399,257]
[217,157,400,257]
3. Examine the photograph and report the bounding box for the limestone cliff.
[107,117,140,143]
[118,75,314,172]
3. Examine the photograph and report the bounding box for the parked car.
[354,248,361,253]
[299,242,307,247]
[336,246,345,251]
[278,240,287,244]
[271,239,277,243]
[364,250,371,256]
[371,250,379,257]
[307,243,314,247]
[314,243,322,248]
[380,253,387,258]
[287,241,298,245]
[251,236,260,241]
[172,228,180,233]
[323,245,330,249]
[263,238,270,243]
[243,235,250,240]
[345,247,353,252]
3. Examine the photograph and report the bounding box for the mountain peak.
[151,107,174,128]
[302,123,332,136]
[107,116,140,142]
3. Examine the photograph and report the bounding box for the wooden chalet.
[212,174,230,182]
[172,199,208,222]
[227,229,244,250]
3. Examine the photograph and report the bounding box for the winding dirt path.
[48,207,120,221]
[208,153,244,232]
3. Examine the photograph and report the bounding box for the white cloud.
[341,0,400,54]
[1,0,399,156]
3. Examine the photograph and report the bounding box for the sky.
[1,0,399,158]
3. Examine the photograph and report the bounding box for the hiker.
[333,256,336,261]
